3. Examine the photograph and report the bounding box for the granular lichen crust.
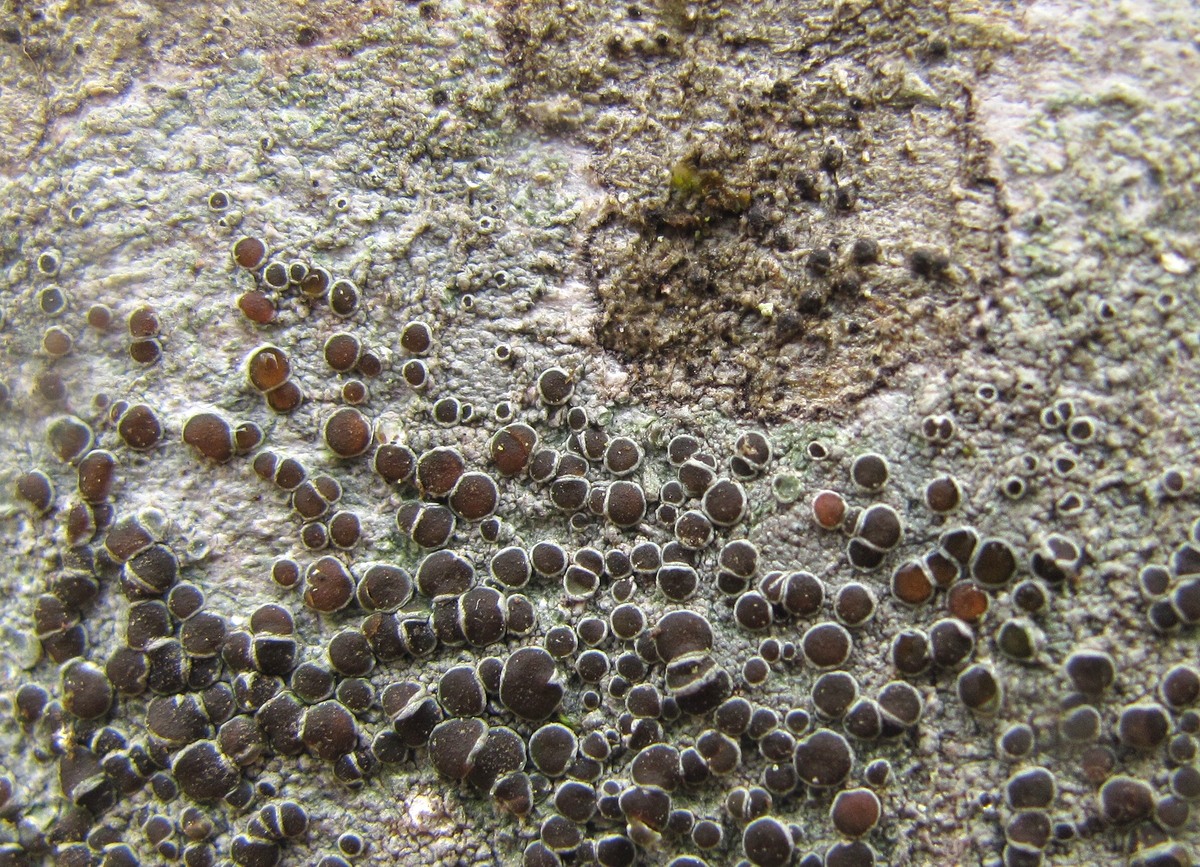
[0,1,1199,866]
[499,0,1014,419]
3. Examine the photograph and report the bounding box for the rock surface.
[0,1,1197,864]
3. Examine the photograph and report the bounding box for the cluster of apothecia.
[2,226,1197,867]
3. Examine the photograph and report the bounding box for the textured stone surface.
[0,0,1197,864]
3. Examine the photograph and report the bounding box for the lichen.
[0,1,1198,866]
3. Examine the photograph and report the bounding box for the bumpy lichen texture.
[500,0,1013,419]
[0,0,1198,865]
